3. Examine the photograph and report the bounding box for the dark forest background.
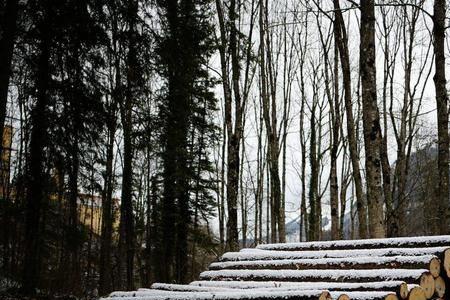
[1,0,450,298]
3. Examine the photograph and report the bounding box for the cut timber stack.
[102,235,450,300]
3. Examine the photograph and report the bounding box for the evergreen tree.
[155,0,217,283]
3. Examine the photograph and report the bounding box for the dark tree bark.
[118,0,138,290]
[330,38,340,240]
[99,95,117,295]
[216,0,244,252]
[359,0,385,238]
[433,0,449,235]
[318,14,340,240]
[333,0,368,239]
[99,15,121,292]
[22,1,51,292]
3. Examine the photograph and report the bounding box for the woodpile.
[102,235,450,300]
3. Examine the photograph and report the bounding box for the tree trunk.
[99,96,117,295]
[119,0,138,289]
[22,2,50,292]
[433,0,449,235]
[308,68,319,241]
[216,0,242,252]
[333,0,368,239]
[359,0,385,238]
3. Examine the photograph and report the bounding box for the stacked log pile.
[102,235,450,300]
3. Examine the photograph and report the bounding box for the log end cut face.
[336,293,350,300]
[407,287,426,300]
[399,282,409,299]
[419,272,435,299]
[428,258,441,278]
[319,291,332,300]
[444,249,450,278]
[385,294,399,300]
[433,276,445,298]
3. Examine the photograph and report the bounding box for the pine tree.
[156,0,217,283]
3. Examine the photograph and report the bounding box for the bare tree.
[333,0,368,238]
[360,0,385,238]
[433,0,449,234]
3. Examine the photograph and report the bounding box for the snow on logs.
[208,255,441,277]
[219,247,450,262]
[103,235,450,300]
[199,269,435,298]
[105,290,333,300]
[256,236,450,252]
[190,281,411,299]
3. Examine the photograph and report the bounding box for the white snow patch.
[210,255,437,269]
[104,289,328,299]
[190,280,407,290]
[222,247,449,261]
[199,268,428,281]
[257,235,450,250]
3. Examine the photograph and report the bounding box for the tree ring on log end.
[319,291,332,300]
[399,282,409,299]
[419,272,435,299]
[385,294,399,300]
[434,276,445,298]
[429,257,441,278]
[407,287,426,300]
[444,248,450,278]
[337,294,350,300]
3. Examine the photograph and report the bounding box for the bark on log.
[105,290,332,300]
[256,236,450,251]
[209,255,440,277]
[192,280,413,299]
[199,269,430,285]
[192,280,404,291]
[220,248,449,262]
[150,283,232,292]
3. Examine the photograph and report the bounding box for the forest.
[0,0,449,298]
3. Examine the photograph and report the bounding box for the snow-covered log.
[329,291,398,300]
[150,283,232,292]
[220,247,450,262]
[209,255,441,277]
[103,290,332,300]
[256,236,450,252]
[105,235,449,300]
[199,268,427,283]
[190,280,410,290]
[199,269,435,298]
[191,281,411,299]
